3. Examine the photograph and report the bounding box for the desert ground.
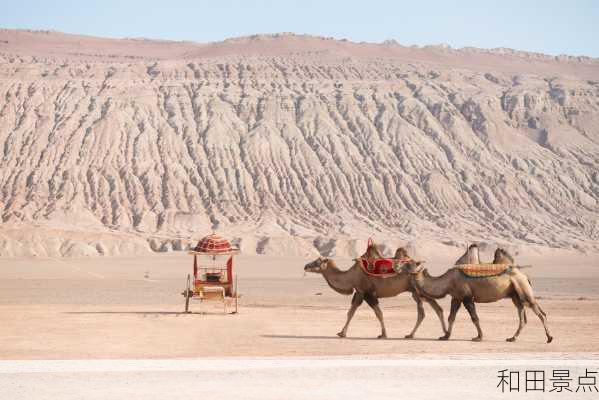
[1,250,598,399]
[1,250,598,359]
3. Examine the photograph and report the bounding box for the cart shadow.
[262,334,493,343]
[64,311,232,316]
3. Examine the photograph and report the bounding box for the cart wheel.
[233,276,239,314]
[184,274,191,313]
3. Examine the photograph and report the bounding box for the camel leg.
[463,298,483,341]
[440,298,461,340]
[424,297,448,336]
[515,277,553,343]
[405,292,425,339]
[530,302,553,343]
[507,295,526,342]
[364,293,387,339]
[338,292,363,338]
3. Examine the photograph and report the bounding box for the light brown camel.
[304,249,447,339]
[403,248,553,343]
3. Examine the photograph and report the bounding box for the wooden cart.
[182,233,240,314]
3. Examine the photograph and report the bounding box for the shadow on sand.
[63,311,232,316]
[261,334,497,343]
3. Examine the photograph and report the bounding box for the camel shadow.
[263,334,380,341]
[261,334,488,343]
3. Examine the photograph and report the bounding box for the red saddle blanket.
[359,258,409,276]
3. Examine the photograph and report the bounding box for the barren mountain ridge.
[0,29,598,257]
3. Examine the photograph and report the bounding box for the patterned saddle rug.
[357,238,412,277]
[358,258,410,277]
[457,263,512,278]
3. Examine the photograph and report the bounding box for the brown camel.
[404,248,553,343]
[304,251,447,339]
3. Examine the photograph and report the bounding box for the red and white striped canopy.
[190,233,239,255]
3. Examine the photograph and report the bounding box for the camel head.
[304,256,331,274]
[394,247,410,260]
[493,248,514,264]
[401,260,425,275]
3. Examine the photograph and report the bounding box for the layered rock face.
[0,30,598,256]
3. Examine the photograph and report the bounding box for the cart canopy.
[188,233,240,256]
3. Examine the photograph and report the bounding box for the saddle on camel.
[454,243,531,278]
[356,238,412,277]
[457,263,513,278]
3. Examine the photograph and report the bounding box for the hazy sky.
[1,0,598,57]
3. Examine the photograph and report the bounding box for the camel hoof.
[404,334,414,339]
[547,336,553,344]
[438,335,449,341]
[471,336,482,342]
[336,332,346,338]
[377,334,387,339]
[506,337,516,342]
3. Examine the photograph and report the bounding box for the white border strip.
[1,356,598,374]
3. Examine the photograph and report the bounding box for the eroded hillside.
[0,31,598,256]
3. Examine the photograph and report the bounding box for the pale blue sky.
[1,0,598,57]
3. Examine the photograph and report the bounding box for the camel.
[403,247,553,343]
[304,250,447,339]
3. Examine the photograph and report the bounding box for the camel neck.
[413,270,452,299]
[321,260,354,295]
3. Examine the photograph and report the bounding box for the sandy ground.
[0,251,598,359]
[1,251,598,399]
